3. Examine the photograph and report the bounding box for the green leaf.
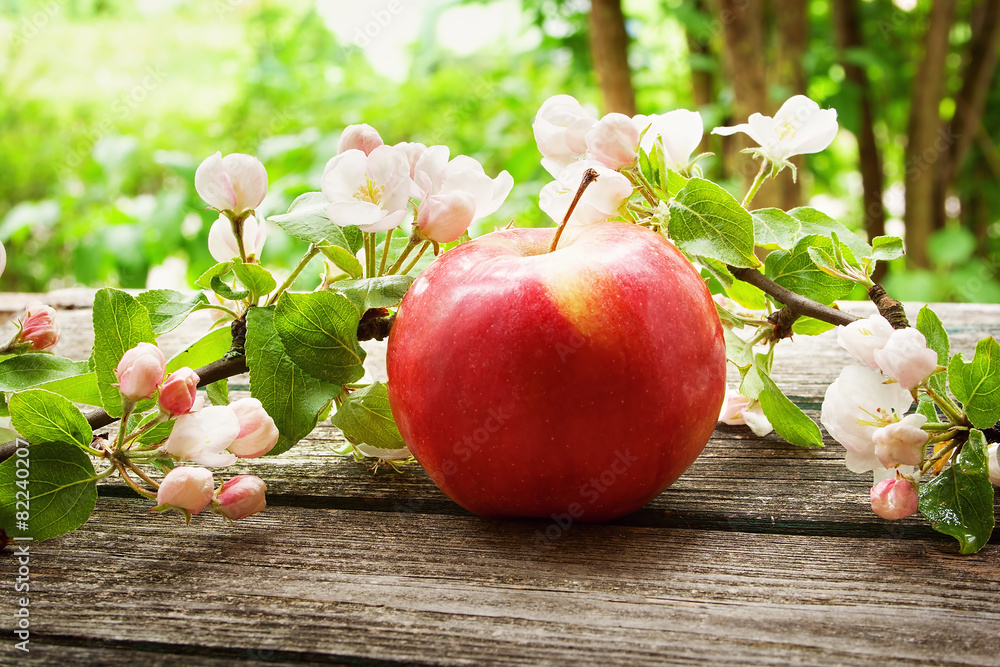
[210,275,250,301]
[916,305,949,397]
[787,207,872,260]
[331,382,405,449]
[697,256,734,290]
[8,389,93,450]
[0,355,90,392]
[0,442,98,541]
[232,261,277,302]
[754,365,823,447]
[870,235,905,263]
[948,337,1000,429]
[92,288,157,418]
[195,261,234,289]
[330,275,415,312]
[273,292,366,385]
[166,326,233,374]
[206,379,229,406]
[764,235,856,305]
[791,317,836,336]
[136,290,210,336]
[667,178,759,268]
[319,243,364,280]
[916,395,940,422]
[751,208,801,251]
[137,419,174,445]
[725,277,767,310]
[918,429,995,554]
[723,328,754,368]
[36,372,102,407]
[245,306,342,455]
[268,192,364,252]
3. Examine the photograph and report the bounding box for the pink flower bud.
[194,152,268,214]
[416,191,477,244]
[870,477,919,520]
[585,113,640,170]
[533,94,598,177]
[214,475,267,520]
[115,342,166,401]
[338,124,384,155]
[873,328,939,390]
[158,367,200,416]
[873,413,928,468]
[18,303,60,351]
[157,466,215,515]
[228,398,279,458]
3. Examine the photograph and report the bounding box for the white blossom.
[208,214,267,263]
[194,152,268,214]
[533,94,598,177]
[873,328,939,390]
[711,95,838,168]
[873,413,929,468]
[321,145,412,233]
[539,160,632,226]
[820,365,913,473]
[837,315,893,369]
[633,109,704,172]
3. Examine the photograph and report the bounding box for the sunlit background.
[1,0,998,301]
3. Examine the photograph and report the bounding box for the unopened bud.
[115,342,166,401]
[158,367,200,416]
[214,475,267,520]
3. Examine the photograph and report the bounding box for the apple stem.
[549,168,599,253]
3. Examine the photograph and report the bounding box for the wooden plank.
[22,498,1000,666]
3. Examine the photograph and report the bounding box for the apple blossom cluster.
[820,314,1000,524]
[532,93,837,227]
[321,124,513,248]
[108,341,276,523]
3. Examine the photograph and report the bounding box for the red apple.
[386,221,726,521]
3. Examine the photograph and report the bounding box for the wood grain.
[2,296,999,665]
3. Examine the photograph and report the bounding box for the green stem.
[124,459,161,490]
[924,385,966,426]
[229,211,248,264]
[200,304,241,320]
[95,463,117,480]
[116,462,157,500]
[378,228,395,276]
[400,242,430,275]
[741,160,769,209]
[123,412,168,447]
[386,236,422,275]
[622,168,658,207]
[116,400,136,452]
[920,438,962,475]
[267,244,319,306]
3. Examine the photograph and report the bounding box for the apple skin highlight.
[387,222,727,522]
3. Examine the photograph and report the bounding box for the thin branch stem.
[400,242,430,275]
[123,459,161,490]
[386,236,422,275]
[116,462,157,500]
[378,228,395,276]
[267,244,319,306]
[727,265,858,327]
[742,160,769,208]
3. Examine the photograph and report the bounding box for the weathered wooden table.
[2,292,998,666]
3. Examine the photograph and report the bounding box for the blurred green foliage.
[1,0,998,302]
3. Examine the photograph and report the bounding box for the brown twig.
[868,283,910,329]
[727,265,859,327]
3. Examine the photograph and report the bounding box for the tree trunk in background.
[772,0,807,210]
[832,0,887,279]
[932,0,1000,231]
[686,0,715,155]
[714,0,772,204]
[589,0,637,116]
[904,0,957,269]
